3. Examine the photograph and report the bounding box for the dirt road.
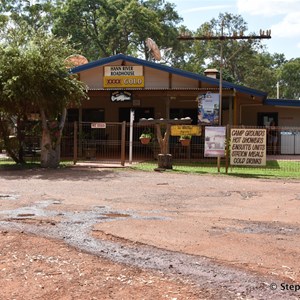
[0,167,299,299]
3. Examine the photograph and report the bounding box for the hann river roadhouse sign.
[104,66,144,88]
[230,128,267,166]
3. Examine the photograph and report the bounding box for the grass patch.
[131,159,300,179]
[0,158,74,170]
[0,161,41,170]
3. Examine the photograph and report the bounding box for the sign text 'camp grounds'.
[230,128,266,166]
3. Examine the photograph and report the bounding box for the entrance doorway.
[257,112,279,155]
[257,112,278,127]
[119,107,154,122]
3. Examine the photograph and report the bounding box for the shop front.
[70,54,268,126]
[68,54,269,161]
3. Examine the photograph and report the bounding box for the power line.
[178,26,271,172]
[178,28,271,126]
[178,31,271,41]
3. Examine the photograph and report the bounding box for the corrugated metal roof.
[71,54,267,98]
[87,87,231,91]
[265,99,300,107]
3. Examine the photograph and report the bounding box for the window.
[82,109,105,122]
[170,109,198,125]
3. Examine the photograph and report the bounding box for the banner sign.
[171,125,202,136]
[103,66,144,88]
[197,92,219,125]
[204,126,226,157]
[111,91,132,102]
[230,129,266,166]
[103,76,144,88]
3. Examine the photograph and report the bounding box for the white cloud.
[271,12,300,37]
[182,5,232,14]
[237,0,300,38]
[237,0,300,16]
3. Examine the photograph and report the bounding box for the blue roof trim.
[71,54,267,98]
[265,99,300,107]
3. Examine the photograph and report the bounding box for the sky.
[170,0,300,60]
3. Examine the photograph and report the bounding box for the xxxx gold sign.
[103,76,144,88]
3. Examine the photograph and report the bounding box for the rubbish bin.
[280,131,295,154]
[295,131,300,154]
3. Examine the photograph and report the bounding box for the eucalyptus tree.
[192,13,265,83]
[0,0,55,29]
[243,52,286,98]
[0,23,88,167]
[52,0,182,61]
[278,58,300,99]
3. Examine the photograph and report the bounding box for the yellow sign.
[171,125,202,136]
[103,76,144,88]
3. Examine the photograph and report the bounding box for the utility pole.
[178,26,271,172]
[178,27,271,126]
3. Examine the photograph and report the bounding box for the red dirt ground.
[0,167,300,299]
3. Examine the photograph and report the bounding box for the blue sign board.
[197,92,219,125]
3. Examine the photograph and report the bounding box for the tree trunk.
[40,129,61,168]
[157,154,173,169]
[40,108,66,168]
[155,124,173,169]
[0,117,24,164]
[155,124,170,155]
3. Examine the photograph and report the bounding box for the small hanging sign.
[110,91,132,102]
[91,123,106,129]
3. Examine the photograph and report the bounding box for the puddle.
[103,213,131,218]
[0,194,20,201]
[0,200,294,300]
[202,191,259,199]
[211,219,300,236]
[17,213,35,217]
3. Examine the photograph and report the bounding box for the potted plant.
[179,135,192,146]
[139,132,154,145]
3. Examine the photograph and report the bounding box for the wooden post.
[156,123,172,169]
[157,154,173,169]
[121,121,126,166]
[73,121,78,165]
[225,124,229,173]
[138,119,192,170]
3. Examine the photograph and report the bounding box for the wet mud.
[0,199,298,300]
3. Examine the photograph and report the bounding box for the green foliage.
[0,23,88,164]
[179,135,191,140]
[0,24,88,117]
[0,2,299,102]
[140,128,154,139]
[243,52,286,97]
[52,0,182,61]
[140,133,154,139]
[132,160,300,179]
[0,0,55,30]
[279,58,300,99]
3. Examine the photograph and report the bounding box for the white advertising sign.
[91,123,106,129]
[204,126,226,157]
[230,129,267,166]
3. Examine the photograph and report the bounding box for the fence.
[70,123,300,176]
[1,123,300,176]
